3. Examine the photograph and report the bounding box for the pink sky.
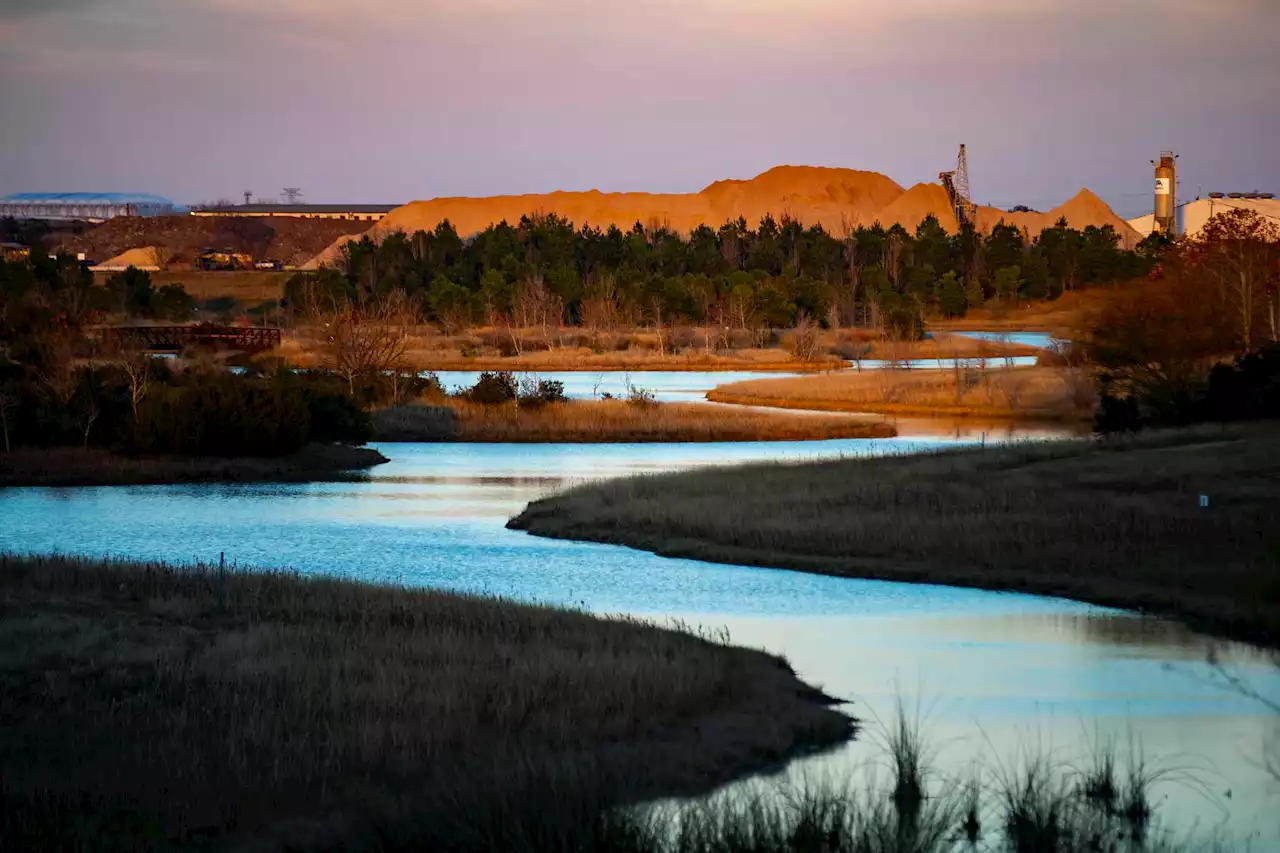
[1,0,1276,218]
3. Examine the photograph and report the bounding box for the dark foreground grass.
[0,444,388,487]
[511,424,1280,648]
[0,554,850,851]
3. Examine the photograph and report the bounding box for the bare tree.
[322,291,417,395]
[514,274,563,350]
[650,296,668,357]
[788,310,821,362]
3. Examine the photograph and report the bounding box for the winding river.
[2,341,1277,840]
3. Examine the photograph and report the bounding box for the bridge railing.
[99,325,282,353]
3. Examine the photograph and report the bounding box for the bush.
[468,371,517,405]
[516,377,568,410]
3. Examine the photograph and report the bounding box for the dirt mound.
[871,183,959,232]
[96,247,162,269]
[304,166,1141,267]
[978,189,1143,248]
[60,216,363,269]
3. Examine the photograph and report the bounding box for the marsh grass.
[601,718,1237,853]
[282,327,1036,373]
[0,443,388,487]
[510,425,1280,646]
[707,367,1092,422]
[371,400,897,443]
[0,553,850,851]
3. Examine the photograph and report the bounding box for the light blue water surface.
[431,330,1050,402]
[1,427,1275,835]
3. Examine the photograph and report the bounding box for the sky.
[1,0,1277,218]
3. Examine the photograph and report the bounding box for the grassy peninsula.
[706,366,1095,424]
[372,400,896,443]
[0,444,387,488]
[0,554,850,850]
[511,425,1280,647]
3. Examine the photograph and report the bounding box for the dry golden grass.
[0,554,849,850]
[708,367,1095,422]
[372,400,896,443]
[278,327,1037,373]
[0,445,387,487]
[511,425,1280,647]
[929,289,1120,335]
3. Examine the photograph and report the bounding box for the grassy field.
[372,400,897,443]
[0,444,386,487]
[511,425,1280,647]
[0,554,850,850]
[930,289,1118,335]
[707,366,1096,423]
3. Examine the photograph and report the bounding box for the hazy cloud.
[0,0,99,19]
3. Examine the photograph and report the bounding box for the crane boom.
[939,144,977,228]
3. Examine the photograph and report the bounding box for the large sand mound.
[305,166,1141,268]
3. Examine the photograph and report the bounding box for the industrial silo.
[1154,152,1178,236]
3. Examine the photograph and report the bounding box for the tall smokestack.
[1154,152,1177,236]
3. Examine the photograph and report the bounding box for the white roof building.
[1126,194,1279,240]
[1182,195,1280,238]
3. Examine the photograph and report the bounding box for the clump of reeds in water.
[601,708,1237,853]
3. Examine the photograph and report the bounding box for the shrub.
[468,371,517,405]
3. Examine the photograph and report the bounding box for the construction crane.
[939,144,977,228]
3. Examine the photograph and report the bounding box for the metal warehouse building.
[0,192,180,222]
[190,203,397,223]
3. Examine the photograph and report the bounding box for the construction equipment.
[196,248,254,271]
[940,144,977,228]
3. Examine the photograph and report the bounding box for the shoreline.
[509,426,1280,649]
[0,553,852,848]
[0,444,388,488]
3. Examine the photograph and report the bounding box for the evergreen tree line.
[287,214,1158,339]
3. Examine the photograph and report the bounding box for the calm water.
[2,429,1276,837]
[432,331,1051,402]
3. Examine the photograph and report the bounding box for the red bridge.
[100,325,282,353]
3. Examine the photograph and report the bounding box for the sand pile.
[304,166,1141,268]
[95,247,163,270]
[977,189,1143,248]
[873,183,961,234]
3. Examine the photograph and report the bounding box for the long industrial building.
[0,192,180,222]
[190,204,397,223]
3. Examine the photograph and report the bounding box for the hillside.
[304,166,1143,269]
[59,215,362,269]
